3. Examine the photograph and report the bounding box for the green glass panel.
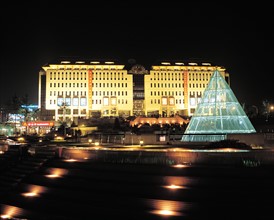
[182,70,256,142]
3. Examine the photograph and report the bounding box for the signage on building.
[22,121,54,127]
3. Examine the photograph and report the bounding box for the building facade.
[38,58,229,124]
[145,61,229,116]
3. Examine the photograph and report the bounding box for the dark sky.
[1,3,273,107]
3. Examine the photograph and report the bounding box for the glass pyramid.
[181,69,256,142]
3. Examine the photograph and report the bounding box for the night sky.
[1,3,273,107]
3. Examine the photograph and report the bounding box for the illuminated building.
[145,61,229,116]
[39,59,133,124]
[38,58,230,123]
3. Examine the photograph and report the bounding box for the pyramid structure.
[181,69,256,142]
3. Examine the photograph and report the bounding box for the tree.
[7,95,22,113]
[113,117,121,131]
[243,103,258,119]
[58,102,71,135]
[261,100,271,122]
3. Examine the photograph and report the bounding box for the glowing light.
[164,184,184,189]
[45,174,60,178]
[64,159,77,162]
[175,62,184,65]
[46,168,68,177]
[0,215,11,219]
[150,209,182,216]
[105,61,114,64]
[90,61,100,64]
[1,215,12,219]
[0,205,24,218]
[22,192,38,197]
[202,63,211,66]
[94,142,99,146]
[17,137,25,142]
[172,164,189,168]
[159,210,173,215]
[55,136,64,141]
[161,62,170,65]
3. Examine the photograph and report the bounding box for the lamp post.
[266,104,273,122]
[270,105,274,120]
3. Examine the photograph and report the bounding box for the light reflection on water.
[163,176,193,187]
[1,146,273,219]
[45,167,69,177]
[0,204,26,219]
[147,198,186,217]
[163,184,185,190]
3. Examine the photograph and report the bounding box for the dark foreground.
[0,146,274,220]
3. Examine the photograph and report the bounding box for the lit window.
[169,97,175,105]
[190,98,196,106]
[73,98,78,106]
[111,97,117,105]
[65,98,71,106]
[162,97,168,105]
[57,98,64,106]
[103,97,109,106]
[80,98,87,106]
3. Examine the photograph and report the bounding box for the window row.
[153,72,183,76]
[189,83,207,88]
[150,78,183,81]
[50,91,87,96]
[188,72,212,81]
[150,83,182,88]
[93,78,127,80]
[93,72,126,76]
[49,83,87,88]
[150,91,183,96]
[92,91,128,96]
[150,97,183,105]
[92,83,128,88]
[49,72,87,80]
[49,97,87,106]
[189,91,203,97]
[57,109,87,115]
[92,98,128,105]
